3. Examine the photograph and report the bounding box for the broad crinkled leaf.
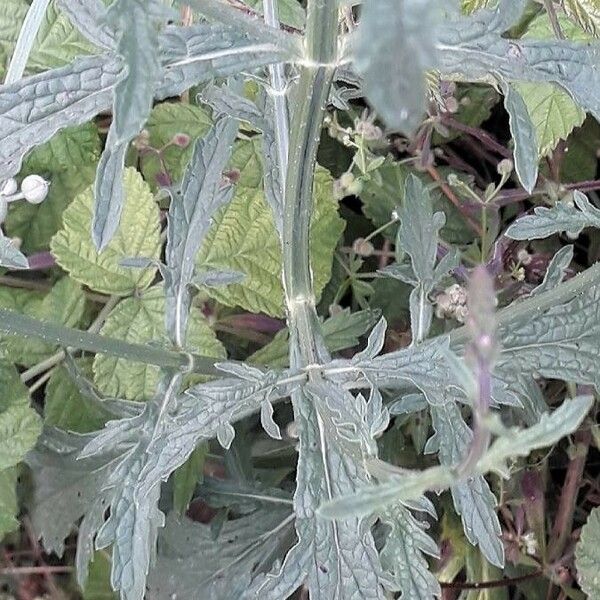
[45,359,113,433]
[197,140,344,317]
[354,0,440,131]
[6,123,101,253]
[0,278,86,367]
[0,467,18,539]
[562,0,600,36]
[51,167,160,296]
[93,286,225,400]
[147,509,294,599]
[575,505,600,598]
[506,190,600,239]
[140,101,212,188]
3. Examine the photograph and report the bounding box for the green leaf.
[358,159,475,244]
[575,505,600,598]
[513,13,589,158]
[82,551,118,600]
[243,0,305,29]
[561,0,600,36]
[93,286,225,400]
[197,140,344,317]
[0,0,32,79]
[28,0,98,71]
[461,0,493,13]
[51,167,160,296]
[172,443,207,514]
[354,0,440,131]
[140,101,212,188]
[0,467,18,539]
[501,82,538,193]
[514,82,585,158]
[5,123,101,253]
[0,278,86,367]
[0,362,42,471]
[249,308,380,367]
[45,359,112,433]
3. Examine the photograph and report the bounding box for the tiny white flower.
[21,175,49,204]
[0,178,17,197]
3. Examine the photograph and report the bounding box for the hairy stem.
[283,0,338,366]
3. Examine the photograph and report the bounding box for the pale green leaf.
[28,0,98,71]
[575,505,600,598]
[244,0,305,29]
[93,286,225,400]
[514,82,585,157]
[172,443,207,514]
[45,359,112,433]
[5,123,101,253]
[0,362,42,471]
[51,167,160,295]
[140,101,212,188]
[197,140,344,317]
[0,467,18,539]
[0,278,86,367]
[561,0,600,36]
[82,551,118,600]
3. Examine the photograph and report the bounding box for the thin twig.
[425,165,483,236]
[440,570,544,589]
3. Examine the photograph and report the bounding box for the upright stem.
[283,0,339,366]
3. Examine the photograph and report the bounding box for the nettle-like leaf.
[562,0,600,36]
[0,278,86,367]
[0,467,18,539]
[51,167,160,296]
[197,140,344,317]
[93,286,225,400]
[164,115,238,347]
[147,509,294,600]
[353,0,440,131]
[0,363,41,516]
[140,101,212,188]
[506,190,600,239]
[6,123,101,253]
[575,505,600,598]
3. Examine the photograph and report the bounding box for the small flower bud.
[10,236,22,250]
[516,248,532,266]
[352,237,375,257]
[0,178,17,197]
[21,175,49,204]
[340,172,355,188]
[172,133,191,148]
[497,158,514,176]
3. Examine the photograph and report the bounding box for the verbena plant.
[0,0,599,598]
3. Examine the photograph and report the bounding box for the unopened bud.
[21,175,49,204]
[352,237,375,257]
[497,158,514,176]
[172,133,191,148]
